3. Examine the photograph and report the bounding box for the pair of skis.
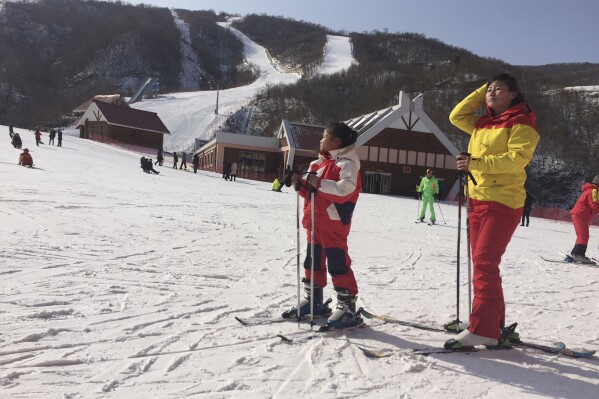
[358,309,596,358]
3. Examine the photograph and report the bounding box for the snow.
[316,35,357,75]
[1,125,598,398]
[171,10,203,91]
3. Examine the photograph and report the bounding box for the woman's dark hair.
[325,122,358,148]
[490,73,525,106]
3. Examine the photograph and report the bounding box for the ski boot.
[444,329,498,349]
[498,323,520,348]
[281,278,332,319]
[321,288,361,330]
[443,319,469,333]
[570,244,596,264]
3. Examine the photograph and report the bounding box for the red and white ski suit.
[571,182,599,246]
[297,144,361,296]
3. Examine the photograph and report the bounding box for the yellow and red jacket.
[449,84,540,209]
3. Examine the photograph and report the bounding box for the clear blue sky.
[127,0,599,66]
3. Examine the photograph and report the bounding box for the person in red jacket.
[34,129,42,146]
[18,148,33,167]
[283,122,362,330]
[569,176,599,264]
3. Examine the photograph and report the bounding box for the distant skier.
[520,191,533,227]
[57,129,63,147]
[155,149,164,166]
[192,153,199,174]
[34,129,42,146]
[569,176,599,264]
[179,152,187,170]
[18,148,33,167]
[49,129,56,145]
[9,125,14,138]
[172,151,178,169]
[271,177,283,192]
[11,132,22,149]
[417,169,439,224]
[140,157,160,174]
[283,122,362,330]
[230,161,237,181]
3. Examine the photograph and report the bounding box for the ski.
[540,255,598,267]
[357,341,567,358]
[361,310,594,358]
[360,309,446,332]
[235,299,332,326]
[560,347,597,358]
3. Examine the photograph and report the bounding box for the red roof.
[94,100,170,134]
[73,94,129,113]
[289,123,324,150]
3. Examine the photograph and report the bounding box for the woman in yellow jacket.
[446,73,540,349]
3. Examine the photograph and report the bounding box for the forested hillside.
[0,0,251,127]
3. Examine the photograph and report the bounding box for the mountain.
[1,0,599,208]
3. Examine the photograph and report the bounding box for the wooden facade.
[76,100,169,149]
[196,91,459,197]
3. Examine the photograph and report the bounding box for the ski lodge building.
[75,99,170,149]
[195,92,459,198]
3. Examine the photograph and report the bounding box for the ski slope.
[131,21,356,153]
[1,125,598,398]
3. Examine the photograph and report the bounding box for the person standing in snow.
[57,129,63,147]
[417,169,439,224]
[18,148,33,167]
[9,125,14,138]
[192,154,200,174]
[283,122,362,330]
[172,151,178,169]
[446,73,540,349]
[230,161,237,181]
[34,129,42,146]
[568,176,599,264]
[521,191,533,227]
[49,129,56,145]
[179,152,187,170]
[155,148,164,166]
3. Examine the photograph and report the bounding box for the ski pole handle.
[457,152,477,186]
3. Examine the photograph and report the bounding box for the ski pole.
[435,197,446,224]
[309,188,316,329]
[296,189,301,326]
[455,172,463,327]
[416,186,421,220]
[459,152,477,317]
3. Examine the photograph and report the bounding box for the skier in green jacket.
[417,169,439,224]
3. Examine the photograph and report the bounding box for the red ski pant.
[304,222,358,296]
[572,213,591,246]
[468,199,521,339]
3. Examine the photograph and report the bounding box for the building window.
[403,166,412,173]
[379,148,388,163]
[356,146,369,161]
[407,151,416,165]
[436,154,445,169]
[240,151,266,174]
[416,152,426,166]
[368,146,379,162]
[426,153,436,167]
[398,150,407,164]
[388,148,398,163]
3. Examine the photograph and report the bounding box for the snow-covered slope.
[1,125,598,398]
[130,19,301,152]
[131,22,356,153]
[316,34,357,75]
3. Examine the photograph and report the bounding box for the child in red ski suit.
[283,122,362,329]
[569,176,599,264]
